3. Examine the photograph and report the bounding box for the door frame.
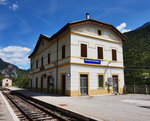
[111,74,119,93]
[79,72,90,96]
[61,73,66,95]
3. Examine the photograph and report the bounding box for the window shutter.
[98,47,103,59]
[112,49,117,61]
[81,44,87,57]
[36,60,38,69]
[41,57,44,66]
[62,45,65,58]
[36,78,38,89]
[48,53,50,63]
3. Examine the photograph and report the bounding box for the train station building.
[28,14,126,96]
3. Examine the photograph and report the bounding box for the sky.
[0,0,150,69]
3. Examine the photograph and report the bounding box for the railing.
[124,85,150,94]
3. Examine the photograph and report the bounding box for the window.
[48,53,50,64]
[62,45,65,58]
[97,30,102,36]
[112,49,117,61]
[36,60,38,69]
[98,47,103,59]
[81,44,87,57]
[98,74,104,88]
[41,57,44,66]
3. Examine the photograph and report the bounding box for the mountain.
[123,22,150,85]
[138,22,150,29]
[0,58,30,87]
[0,58,29,78]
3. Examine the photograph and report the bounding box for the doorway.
[47,76,54,93]
[61,74,66,95]
[36,78,38,91]
[112,75,119,94]
[5,83,8,86]
[80,74,88,95]
[41,77,43,92]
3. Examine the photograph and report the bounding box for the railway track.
[0,88,70,121]
[0,88,96,121]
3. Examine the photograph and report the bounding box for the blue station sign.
[84,59,101,64]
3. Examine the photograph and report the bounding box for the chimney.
[86,13,90,19]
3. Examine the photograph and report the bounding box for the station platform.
[0,90,19,121]
[7,86,103,120]
[6,86,150,121]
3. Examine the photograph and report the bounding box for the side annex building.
[29,14,126,96]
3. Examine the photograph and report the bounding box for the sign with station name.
[84,59,101,64]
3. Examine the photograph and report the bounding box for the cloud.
[116,22,131,33]
[9,3,18,11]
[0,0,8,5]
[0,46,31,67]
[0,0,19,11]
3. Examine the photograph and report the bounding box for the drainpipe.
[56,38,58,94]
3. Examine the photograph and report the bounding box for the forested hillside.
[124,22,150,85]
[0,58,29,87]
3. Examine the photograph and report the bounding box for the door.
[47,76,50,93]
[36,78,38,91]
[41,77,43,92]
[5,83,8,86]
[61,74,66,95]
[112,75,118,94]
[47,76,54,93]
[80,74,88,95]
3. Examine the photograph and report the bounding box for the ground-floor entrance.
[36,78,38,91]
[112,75,119,94]
[5,83,8,86]
[80,74,88,95]
[47,76,54,93]
[41,77,43,92]
[61,74,66,95]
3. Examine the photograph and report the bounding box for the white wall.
[70,64,124,90]
[70,23,124,91]
[2,78,12,87]
[70,33,124,67]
